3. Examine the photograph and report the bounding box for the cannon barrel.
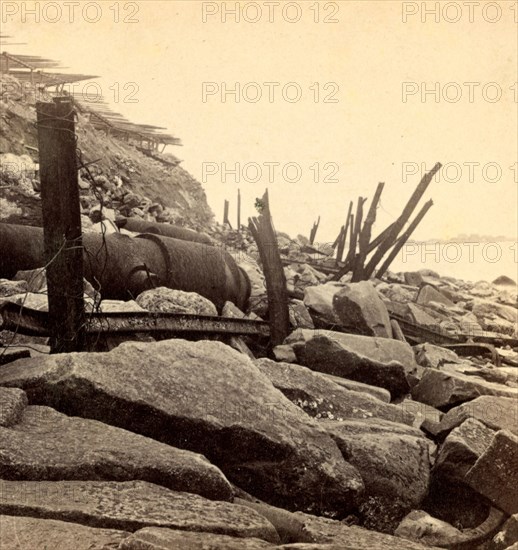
[0,223,250,311]
[116,218,214,245]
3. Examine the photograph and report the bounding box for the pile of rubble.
[0,219,517,549]
[0,73,214,230]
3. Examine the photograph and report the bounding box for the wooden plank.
[352,184,384,281]
[223,199,232,228]
[347,198,365,277]
[36,97,85,353]
[336,200,353,263]
[309,216,320,245]
[249,190,290,347]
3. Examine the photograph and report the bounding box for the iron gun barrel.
[0,223,250,311]
[116,218,214,245]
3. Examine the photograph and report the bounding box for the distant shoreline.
[409,237,516,244]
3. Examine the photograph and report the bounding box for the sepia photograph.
[0,1,517,548]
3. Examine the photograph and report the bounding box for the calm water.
[388,241,517,284]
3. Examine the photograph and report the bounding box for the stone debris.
[2,67,517,549]
[465,430,518,515]
[136,287,218,316]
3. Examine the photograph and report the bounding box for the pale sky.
[2,0,517,243]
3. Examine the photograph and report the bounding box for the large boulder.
[413,343,463,370]
[472,299,518,328]
[233,254,267,317]
[492,514,518,550]
[0,401,232,501]
[416,285,455,308]
[395,510,462,547]
[0,515,129,550]
[288,299,314,329]
[0,339,364,516]
[289,511,440,549]
[377,282,418,304]
[323,419,433,532]
[493,275,517,287]
[411,368,518,410]
[321,372,391,403]
[465,430,518,515]
[254,359,414,425]
[136,287,218,316]
[119,528,274,549]
[288,330,418,398]
[0,479,280,542]
[433,418,495,481]
[407,303,437,327]
[395,398,442,429]
[332,281,393,338]
[0,386,27,427]
[423,395,518,438]
[303,282,344,326]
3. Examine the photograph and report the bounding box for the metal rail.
[0,302,270,339]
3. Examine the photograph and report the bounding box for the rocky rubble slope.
[1,72,518,550]
[0,250,517,548]
[0,73,213,230]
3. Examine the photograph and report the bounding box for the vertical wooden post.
[36,97,85,353]
[309,216,320,245]
[223,199,231,228]
[249,190,290,347]
[337,201,353,263]
[352,183,384,281]
[237,188,241,231]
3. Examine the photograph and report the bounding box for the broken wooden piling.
[363,162,441,279]
[376,198,434,279]
[249,190,289,347]
[353,184,384,282]
[309,216,320,245]
[36,97,85,353]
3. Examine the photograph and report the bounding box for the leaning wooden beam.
[363,162,441,279]
[249,190,290,347]
[375,199,433,279]
[352,183,385,281]
[331,220,395,281]
[335,225,345,258]
[343,213,354,264]
[368,222,396,252]
[36,97,85,353]
[332,225,343,249]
